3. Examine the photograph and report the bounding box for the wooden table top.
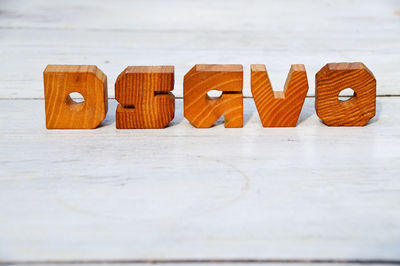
[0,0,399,265]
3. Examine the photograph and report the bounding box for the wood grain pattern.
[184,64,243,128]
[251,64,309,127]
[43,65,108,129]
[115,66,175,129]
[315,62,376,126]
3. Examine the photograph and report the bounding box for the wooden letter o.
[315,62,376,126]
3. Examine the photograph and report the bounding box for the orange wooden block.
[115,66,175,129]
[316,62,376,126]
[251,64,309,127]
[184,64,243,128]
[43,65,108,129]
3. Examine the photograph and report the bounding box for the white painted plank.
[0,98,399,261]
[0,0,399,98]
[0,0,398,32]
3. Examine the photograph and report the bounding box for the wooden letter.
[43,65,108,129]
[115,66,175,129]
[184,64,243,128]
[316,62,376,126]
[251,64,308,127]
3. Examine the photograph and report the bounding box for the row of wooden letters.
[43,62,376,129]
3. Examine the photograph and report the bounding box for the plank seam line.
[1,259,400,265]
[1,26,359,34]
[0,95,399,100]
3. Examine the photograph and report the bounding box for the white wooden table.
[1,0,400,265]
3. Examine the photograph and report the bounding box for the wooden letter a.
[184,64,243,128]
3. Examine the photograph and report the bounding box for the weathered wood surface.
[0,0,399,98]
[1,0,400,264]
[0,98,400,262]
